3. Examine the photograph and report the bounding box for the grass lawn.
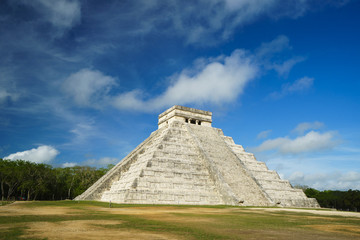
[0,201,359,239]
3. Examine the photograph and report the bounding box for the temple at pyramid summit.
[75,105,319,207]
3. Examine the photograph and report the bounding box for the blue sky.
[1,0,359,190]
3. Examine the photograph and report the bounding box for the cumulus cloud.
[111,35,312,112]
[288,171,360,190]
[62,69,116,108]
[54,35,308,112]
[62,162,77,168]
[292,121,324,135]
[83,157,119,167]
[4,145,59,163]
[113,49,258,111]
[254,130,337,154]
[112,90,146,111]
[270,76,314,99]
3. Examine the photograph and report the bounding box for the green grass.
[0,200,15,206]
[1,201,359,240]
[101,215,226,239]
[0,201,226,240]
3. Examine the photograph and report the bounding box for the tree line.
[0,159,113,201]
[1,158,359,212]
[304,188,360,212]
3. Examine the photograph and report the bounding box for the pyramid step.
[102,189,223,205]
[249,170,280,180]
[271,198,320,207]
[141,169,209,178]
[187,124,271,206]
[257,179,292,190]
[145,164,207,174]
[108,177,212,191]
[153,151,198,158]
[149,158,202,169]
[265,189,306,199]
[241,161,268,171]
[235,153,257,162]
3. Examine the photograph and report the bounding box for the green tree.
[0,159,113,201]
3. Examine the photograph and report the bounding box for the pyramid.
[75,105,319,207]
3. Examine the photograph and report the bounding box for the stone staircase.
[222,133,319,208]
[187,124,271,206]
[101,121,224,205]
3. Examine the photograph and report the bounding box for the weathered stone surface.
[75,106,319,207]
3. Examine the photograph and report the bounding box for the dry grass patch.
[22,220,181,240]
[0,203,79,217]
[1,201,360,240]
[307,224,360,237]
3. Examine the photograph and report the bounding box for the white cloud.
[0,90,20,105]
[83,157,119,167]
[292,121,324,135]
[0,90,15,104]
[271,57,306,77]
[70,120,96,142]
[113,49,258,111]
[112,36,312,112]
[17,0,81,31]
[4,145,59,163]
[255,35,291,59]
[270,76,314,99]
[257,130,272,139]
[285,76,314,92]
[255,35,305,76]
[0,67,20,104]
[166,1,310,45]
[254,130,337,154]
[62,162,77,168]
[62,69,116,108]
[288,171,360,190]
[339,171,360,182]
[80,1,347,47]
[257,150,360,190]
[112,90,146,111]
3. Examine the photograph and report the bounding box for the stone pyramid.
[75,106,319,207]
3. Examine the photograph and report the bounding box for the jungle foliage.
[305,188,360,212]
[0,158,113,201]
